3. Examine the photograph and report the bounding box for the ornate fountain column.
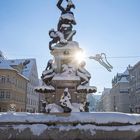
[35,0,112,112]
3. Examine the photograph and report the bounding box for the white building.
[109,69,130,113]
[87,94,101,112]
[101,88,112,112]
[98,68,130,113]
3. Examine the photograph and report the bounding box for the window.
[2,108,6,112]
[120,90,129,93]
[7,75,10,83]
[6,92,10,99]
[1,76,6,83]
[0,91,5,99]
[12,77,16,85]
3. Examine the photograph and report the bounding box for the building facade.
[0,63,28,112]
[0,56,41,112]
[129,61,140,113]
[101,88,112,112]
[6,59,40,112]
[98,69,130,113]
[110,72,130,113]
[87,94,101,112]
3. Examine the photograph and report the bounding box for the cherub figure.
[49,29,67,50]
[41,59,55,85]
[76,61,91,85]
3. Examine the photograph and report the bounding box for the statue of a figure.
[49,29,67,50]
[59,22,76,41]
[41,59,55,85]
[57,0,76,41]
[8,104,16,112]
[60,88,72,113]
[84,102,90,112]
[57,0,75,14]
[76,61,91,85]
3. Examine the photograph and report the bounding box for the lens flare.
[74,51,86,64]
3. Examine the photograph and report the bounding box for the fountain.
[1,1,140,140]
[35,0,112,112]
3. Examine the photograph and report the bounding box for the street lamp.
[89,53,113,72]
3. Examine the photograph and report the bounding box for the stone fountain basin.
[0,112,140,140]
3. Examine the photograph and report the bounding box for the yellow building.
[0,62,28,112]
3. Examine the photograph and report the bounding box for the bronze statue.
[57,0,76,41]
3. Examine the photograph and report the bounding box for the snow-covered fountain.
[2,1,140,140]
[35,0,112,113]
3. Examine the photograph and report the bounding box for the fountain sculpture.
[35,0,113,112]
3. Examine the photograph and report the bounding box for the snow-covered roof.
[0,60,15,70]
[118,77,129,83]
[112,68,130,86]
[5,59,36,78]
[123,69,129,75]
[0,60,29,80]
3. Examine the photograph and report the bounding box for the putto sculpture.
[35,0,113,113]
[49,29,67,51]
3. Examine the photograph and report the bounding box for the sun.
[74,50,86,64]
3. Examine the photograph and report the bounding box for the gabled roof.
[0,60,29,81]
[0,60,15,70]
[112,68,129,86]
[5,58,36,78]
[118,76,129,83]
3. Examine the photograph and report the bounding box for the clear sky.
[0,0,140,93]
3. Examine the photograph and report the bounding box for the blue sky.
[0,0,140,92]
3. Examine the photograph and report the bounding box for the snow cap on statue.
[64,88,69,92]
[67,0,75,9]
